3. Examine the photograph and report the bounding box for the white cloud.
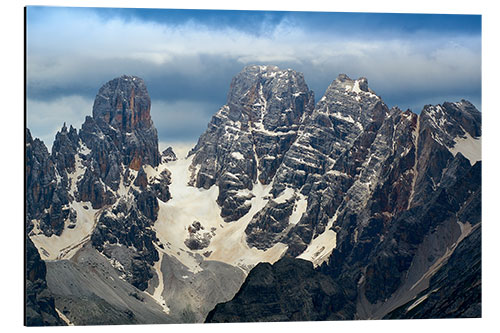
[27,9,480,89]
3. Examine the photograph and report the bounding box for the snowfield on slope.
[297,212,338,267]
[30,201,99,260]
[449,131,481,165]
[152,144,288,273]
[29,141,336,273]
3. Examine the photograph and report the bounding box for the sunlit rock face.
[88,75,160,171]
[199,69,482,321]
[189,65,315,222]
[27,76,165,293]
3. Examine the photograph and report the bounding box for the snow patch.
[297,212,338,267]
[207,181,288,270]
[326,169,348,177]
[154,155,219,273]
[55,308,74,326]
[449,132,481,165]
[274,187,294,204]
[352,81,362,94]
[330,110,363,131]
[154,154,287,273]
[78,142,91,155]
[406,291,432,312]
[68,152,86,195]
[252,128,296,137]
[231,152,244,160]
[145,252,170,314]
[407,115,420,209]
[30,201,99,260]
[289,194,307,225]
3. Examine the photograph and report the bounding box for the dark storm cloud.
[26,6,481,145]
[151,100,221,142]
[72,7,481,38]
[26,53,245,146]
[27,53,241,105]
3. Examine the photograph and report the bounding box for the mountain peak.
[336,73,352,82]
[26,67,482,325]
[80,75,160,171]
[333,74,370,93]
[242,64,281,73]
[228,65,308,100]
[92,75,152,133]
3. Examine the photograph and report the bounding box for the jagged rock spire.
[92,75,153,132]
[80,75,160,172]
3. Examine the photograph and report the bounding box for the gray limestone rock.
[161,147,177,163]
[189,65,314,222]
[26,129,74,237]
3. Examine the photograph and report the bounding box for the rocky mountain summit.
[26,76,174,324]
[189,65,315,221]
[196,66,481,321]
[27,75,164,286]
[26,66,481,325]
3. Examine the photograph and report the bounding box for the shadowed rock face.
[25,237,66,326]
[384,224,481,319]
[51,123,79,174]
[26,129,76,237]
[206,257,355,323]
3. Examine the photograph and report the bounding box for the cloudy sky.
[26,6,481,148]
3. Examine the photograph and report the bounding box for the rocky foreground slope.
[26,66,481,325]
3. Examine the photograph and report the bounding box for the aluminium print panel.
[25,6,481,326]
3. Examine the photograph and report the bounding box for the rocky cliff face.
[246,74,389,253]
[320,101,481,314]
[26,129,76,237]
[200,67,481,321]
[189,65,315,222]
[25,237,66,326]
[90,75,160,170]
[27,76,166,303]
[77,76,160,207]
[206,257,354,323]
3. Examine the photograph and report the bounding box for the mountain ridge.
[26,65,481,325]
